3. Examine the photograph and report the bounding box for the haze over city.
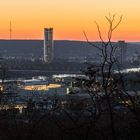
[0,0,140,41]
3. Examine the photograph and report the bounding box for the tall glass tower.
[44,28,53,63]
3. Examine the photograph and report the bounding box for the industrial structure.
[44,28,53,63]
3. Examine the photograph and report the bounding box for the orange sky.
[0,0,140,41]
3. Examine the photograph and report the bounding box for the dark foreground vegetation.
[0,100,140,140]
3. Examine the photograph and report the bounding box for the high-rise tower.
[117,40,127,64]
[44,28,53,63]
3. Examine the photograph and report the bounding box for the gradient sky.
[0,0,140,41]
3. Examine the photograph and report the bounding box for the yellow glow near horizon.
[0,0,140,41]
[22,84,61,91]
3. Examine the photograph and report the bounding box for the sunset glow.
[0,0,140,41]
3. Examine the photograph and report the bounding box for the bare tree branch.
[94,21,106,45]
[112,16,123,31]
[83,31,102,51]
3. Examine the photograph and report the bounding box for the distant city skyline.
[0,0,140,41]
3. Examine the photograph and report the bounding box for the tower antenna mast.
[10,21,12,40]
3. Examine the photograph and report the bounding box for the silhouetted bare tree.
[73,14,140,140]
[82,14,122,140]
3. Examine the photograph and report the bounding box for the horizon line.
[0,39,139,43]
